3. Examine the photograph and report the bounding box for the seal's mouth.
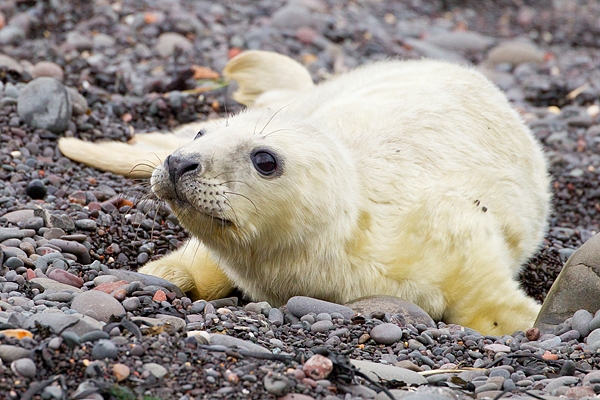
[205,214,233,227]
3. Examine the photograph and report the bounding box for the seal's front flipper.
[138,238,234,301]
[223,50,315,107]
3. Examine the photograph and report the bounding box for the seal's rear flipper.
[224,50,315,106]
[58,133,183,179]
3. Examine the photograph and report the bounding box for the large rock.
[17,77,72,133]
[535,233,600,334]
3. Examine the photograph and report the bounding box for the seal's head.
[151,108,360,270]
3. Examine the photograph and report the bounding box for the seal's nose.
[166,154,200,183]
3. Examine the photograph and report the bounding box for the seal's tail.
[58,133,182,179]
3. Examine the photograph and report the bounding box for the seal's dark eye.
[252,151,277,176]
[194,129,206,140]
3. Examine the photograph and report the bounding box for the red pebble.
[48,269,84,288]
[26,269,36,281]
[153,290,167,302]
[302,354,333,380]
[94,280,129,294]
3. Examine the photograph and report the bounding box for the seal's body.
[59,51,551,335]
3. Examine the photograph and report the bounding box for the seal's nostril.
[166,154,201,183]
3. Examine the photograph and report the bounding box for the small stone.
[17,77,72,133]
[155,32,193,57]
[71,290,126,323]
[26,179,47,199]
[143,363,168,379]
[350,359,428,385]
[369,323,404,345]
[113,363,130,382]
[152,289,167,302]
[91,339,118,360]
[287,296,354,319]
[0,344,31,363]
[48,269,84,288]
[572,309,593,337]
[484,344,511,353]
[485,40,546,66]
[209,334,270,354]
[11,358,36,378]
[303,354,333,380]
[67,87,88,116]
[31,61,64,81]
[345,295,435,327]
[122,297,141,311]
[310,320,333,333]
[264,373,290,396]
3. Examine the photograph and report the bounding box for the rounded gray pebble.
[268,308,284,326]
[287,296,354,319]
[91,339,118,360]
[11,358,37,378]
[17,77,72,133]
[122,297,141,311]
[572,309,593,337]
[370,323,404,345]
[143,362,168,379]
[263,374,290,396]
[311,320,334,333]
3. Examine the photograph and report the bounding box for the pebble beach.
[2,0,600,399]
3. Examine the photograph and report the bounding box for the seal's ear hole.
[251,150,278,176]
[194,129,206,140]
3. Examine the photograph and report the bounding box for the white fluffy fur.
[59,51,551,335]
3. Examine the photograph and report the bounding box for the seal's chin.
[168,198,234,228]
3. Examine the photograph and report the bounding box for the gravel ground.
[1,0,600,399]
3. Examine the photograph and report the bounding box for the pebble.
[369,323,404,345]
[155,32,193,57]
[303,354,333,380]
[143,363,168,379]
[287,296,354,319]
[345,295,435,326]
[25,179,47,199]
[310,320,334,333]
[11,358,36,378]
[209,333,271,354]
[48,268,84,288]
[71,290,126,322]
[572,309,593,337]
[0,344,31,363]
[91,339,118,360]
[31,61,64,81]
[113,363,130,382]
[350,359,428,385]
[264,373,291,396]
[17,77,72,133]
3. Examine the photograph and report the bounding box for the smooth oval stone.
[91,339,118,360]
[71,290,125,323]
[370,323,404,345]
[287,296,354,319]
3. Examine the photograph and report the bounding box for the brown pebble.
[153,290,167,302]
[112,289,127,301]
[47,269,84,288]
[358,333,370,344]
[395,359,424,372]
[302,354,333,380]
[31,61,64,81]
[112,363,130,382]
[542,351,558,360]
[526,327,540,341]
[279,394,317,400]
